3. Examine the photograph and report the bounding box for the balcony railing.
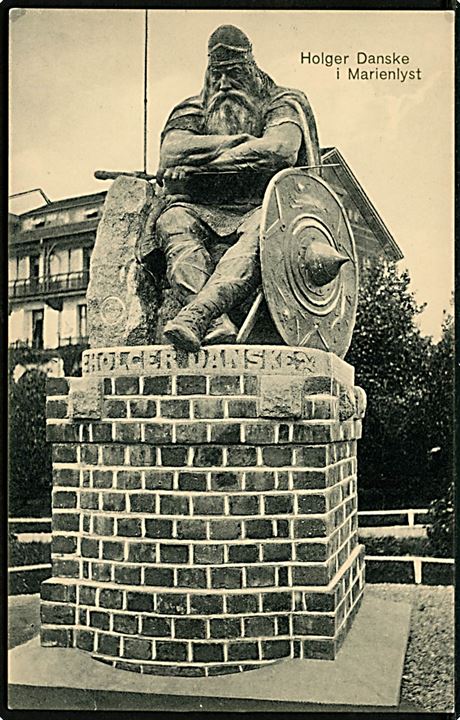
[59,336,89,347]
[9,336,89,350]
[9,270,89,299]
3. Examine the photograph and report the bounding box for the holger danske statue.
[130,24,358,357]
[152,24,323,352]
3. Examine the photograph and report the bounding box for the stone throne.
[40,171,366,677]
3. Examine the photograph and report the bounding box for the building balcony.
[9,336,89,350]
[8,270,89,301]
[58,335,89,347]
[10,217,100,248]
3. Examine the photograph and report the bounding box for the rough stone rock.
[339,385,357,421]
[259,375,304,418]
[86,176,160,348]
[154,289,183,343]
[354,386,367,418]
[68,377,102,420]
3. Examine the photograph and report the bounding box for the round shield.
[260,168,358,358]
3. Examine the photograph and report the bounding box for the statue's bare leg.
[156,206,238,345]
[164,209,262,352]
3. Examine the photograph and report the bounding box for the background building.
[9,192,105,350]
[8,149,403,350]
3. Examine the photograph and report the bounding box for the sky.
[9,8,454,339]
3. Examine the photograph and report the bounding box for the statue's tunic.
[159,86,321,237]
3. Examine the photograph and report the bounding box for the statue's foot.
[163,318,201,353]
[163,301,219,353]
[203,314,238,346]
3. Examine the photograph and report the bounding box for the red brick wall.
[41,347,365,676]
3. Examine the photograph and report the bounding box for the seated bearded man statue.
[155,24,320,352]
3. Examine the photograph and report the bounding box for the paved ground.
[8,594,41,650]
[8,585,454,712]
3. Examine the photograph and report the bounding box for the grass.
[368,584,454,713]
[9,535,51,567]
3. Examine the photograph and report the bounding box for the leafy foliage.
[9,342,87,377]
[8,368,52,516]
[8,343,86,517]
[423,312,454,498]
[57,342,88,376]
[346,261,446,509]
[423,313,454,558]
[360,534,431,557]
[427,482,454,558]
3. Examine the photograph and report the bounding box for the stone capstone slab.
[338,386,356,421]
[86,176,160,348]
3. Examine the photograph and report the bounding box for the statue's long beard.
[205,93,262,136]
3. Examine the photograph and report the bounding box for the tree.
[9,342,88,378]
[8,368,52,516]
[424,310,454,555]
[427,482,454,558]
[424,310,454,495]
[346,260,433,509]
[8,343,86,517]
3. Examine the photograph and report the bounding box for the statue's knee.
[156,207,199,239]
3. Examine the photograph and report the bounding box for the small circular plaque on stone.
[100,296,125,325]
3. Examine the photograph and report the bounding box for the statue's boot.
[157,207,238,346]
[164,299,223,353]
[162,206,261,351]
[165,288,237,348]
[203,315,238,346]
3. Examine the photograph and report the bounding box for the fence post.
[413,558,422,584]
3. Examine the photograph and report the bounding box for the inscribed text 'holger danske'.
[81,346,331,376]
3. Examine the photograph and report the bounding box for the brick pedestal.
[41,345,366,677]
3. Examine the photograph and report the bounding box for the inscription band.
[82,345,354,383]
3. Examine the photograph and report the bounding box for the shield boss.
[260,169,358,358]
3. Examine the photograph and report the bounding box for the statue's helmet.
[207,25,253,68]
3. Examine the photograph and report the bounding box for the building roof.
[320,147,403,261]
[20,191,107,217]
[13,150,403,262]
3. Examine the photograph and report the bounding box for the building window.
[32,309,44,349]
[83,247,92,275]
[77,304,87,340]
[9,257,18,282]
[47,250,61,277]
[29,254,40,289]
[29,254,40,278]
